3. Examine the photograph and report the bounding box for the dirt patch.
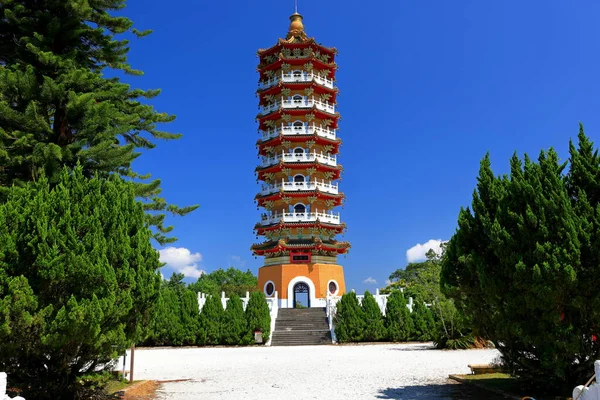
[120,380,159,400]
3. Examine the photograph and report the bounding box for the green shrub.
[222,296,247,345]
[384,291,414,342]
[200,295,224,345]
[245,292,271,343]
[334,292,366,343]
[361,291,386,341]
[411,300,436,341]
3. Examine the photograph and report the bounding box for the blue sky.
[118,0,600,292]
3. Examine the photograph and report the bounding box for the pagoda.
[252,11,350,308]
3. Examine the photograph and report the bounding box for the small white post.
[1,372,7,398]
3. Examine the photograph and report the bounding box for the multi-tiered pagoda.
[252,12,350,308]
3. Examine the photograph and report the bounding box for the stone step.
[270,331,332,346]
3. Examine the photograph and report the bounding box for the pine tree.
[411,300,435,341]
[334,292,366,343]
[200,295,224,345]
[361,291,386,342]
[0,166,161,399]
[245,292,271,344]
[147,284,184,346]
[384,291,414,342]
[0,0,197,244]
[222,296,247,345]
[441,129,594,390]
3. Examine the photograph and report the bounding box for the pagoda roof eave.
[255,161,343,175]
[256,108,341,126]
[255,191,344,205]
[257,38,337,56]
[257,137,341,155]
[254,221,347,234]
[257,81,339,96]
[258,58,337,73]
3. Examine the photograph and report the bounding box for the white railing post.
[1,372,6,399]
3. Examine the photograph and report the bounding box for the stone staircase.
[270,307,332,346]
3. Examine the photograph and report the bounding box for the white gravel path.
[123,343,501,400]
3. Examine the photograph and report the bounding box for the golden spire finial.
[288,11,305,38]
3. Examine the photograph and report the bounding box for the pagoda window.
[292,70,304,79]
[293,203,306,215]
[293,147,305,155]
[293,174,305,183]
[292,95,303,104]
[292,120,304,130]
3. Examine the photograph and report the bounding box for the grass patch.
[105,380,141,394]
[454,373,571,400]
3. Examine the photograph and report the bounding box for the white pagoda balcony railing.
[261,124,337,141]
[258,72,335,90]
[261,179,339,196]
[259,97,336,116]
[282,97,335,114]
[260,210,341,226]
[261,151,337,168]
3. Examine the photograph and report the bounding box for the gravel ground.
[123,343,501,400]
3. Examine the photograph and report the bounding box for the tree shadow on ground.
[376,383,511,399]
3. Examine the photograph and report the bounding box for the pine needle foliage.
[0,0,197,244]
[222,295,248,345]
[384,291,414,342]
[0,166,161,399]
[441,124,600,390]
[245,291,271,343]
[361,291,386,341]
[200,295,224,346]
[410,299,435,341]
[334,292,366,343]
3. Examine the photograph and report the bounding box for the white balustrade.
[259,210,341,225]
[259,96,336,116]
[258,72,334,90]
[261,124,337,141]
[261,151,337,168]
[261,179,339,196]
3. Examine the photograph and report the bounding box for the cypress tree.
[334,292,366,343]
[384,291,414,342]
[222,296,247,345]
[411,300,435,341]
[0,0,197,244]
[245,292,271,343]
[147,284,184,346]
[361,291,386,342]
[442,130,594,390]
[200,295,224,346]
[0,166,161,399]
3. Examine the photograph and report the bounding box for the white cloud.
[159,247,205,279]
[363,277,377,284]
[385,279,392,285]
[406,239,447,263]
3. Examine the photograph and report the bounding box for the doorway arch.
[287,276,316,308]
[293,282,310,308]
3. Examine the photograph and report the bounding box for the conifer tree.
[0,0,197,244]
[222,296,247,345]
[441,126,600,389]
[334,292,366,343]
[245,292,271,343]
[384,291,414,342]
[361,291,386,342]
[147,284,184,346]
[200,295,224,345]
[410,300,435,341]
[0,166,161,399]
